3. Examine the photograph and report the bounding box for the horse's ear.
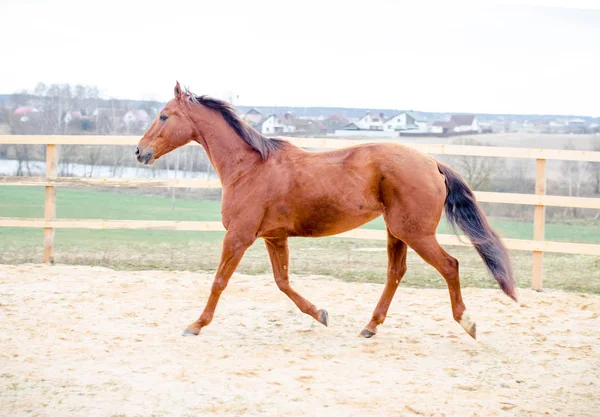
[174,81,182,101]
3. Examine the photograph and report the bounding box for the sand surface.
[0,264,599,417]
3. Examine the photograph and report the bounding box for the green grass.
[0,186,223,222]
[2,186,600,243]
[1,186,599,294]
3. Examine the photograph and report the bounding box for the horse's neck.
[190,111,259,185]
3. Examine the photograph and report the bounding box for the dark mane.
[187,92,286,160]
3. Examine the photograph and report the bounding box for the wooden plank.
[0,218,227,231]
[0,135,141,146]
[2,217,599,255]
[437,234,600,256]
[1,135,600,162]
[403,143,600,162]
[0,176,222,189]
[474,191,600,210]
[43,144,58,264]
[4,177,599,210]
[532,159,547,291]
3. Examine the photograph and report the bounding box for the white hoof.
[459,310,477,339]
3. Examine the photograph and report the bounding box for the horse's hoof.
[467,322,476,340]
[360,328,376,338]
[459,310,476,340]
[318,309,329,327]
[182,327,199,336]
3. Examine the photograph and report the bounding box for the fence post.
[43,144,58,264]
[532,158,546,291]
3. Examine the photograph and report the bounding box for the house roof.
[246,108,262,115]
[384,112,417,124]
[13,106,39,116]
[326,114,349,124]
[342,122,361,130]
[360,111,385,122]
[450,114,475,126]
[277,112,293,121]
[432,121,456,128]
[255,114,276,129]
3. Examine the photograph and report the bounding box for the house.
[332,111,394,137]
[323,114,349,134]
[382,112,427,133]
[429,114,480,135]
[64,110,88,125]
[64,110,93,131]
[123,109,150,132]
[334,122,392,138]
[13,106,40,122]
[243,108,263,126]
[449,114,479,133]
[357,111,385,130]
[566,118,588,134]
[291,118,327,136]
[258,113,296,135]
[430,121,456,135]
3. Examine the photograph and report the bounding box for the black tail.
[437,162,517,302]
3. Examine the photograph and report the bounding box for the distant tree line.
[0,83,599,218]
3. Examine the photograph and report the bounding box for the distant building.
[258,113,296,135]
[323,114,349,133]
[13,106,40,122]
[430,121,456,135]
[356,111,385,130]
[291,118,327,136]
[429,114,480,135]
[123,109,150,132]
[566,118,588,134]
[334,122,392,138]
[449,114,479,133]
[382,112,428,133]
[243,108,263,126]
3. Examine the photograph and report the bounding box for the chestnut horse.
[136,82,517,340]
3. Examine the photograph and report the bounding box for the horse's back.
[253,142,444,238]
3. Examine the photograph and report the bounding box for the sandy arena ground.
[0,264,599,417]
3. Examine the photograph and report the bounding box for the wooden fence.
[1,135,600,290]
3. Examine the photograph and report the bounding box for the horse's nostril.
[135,147,140,156]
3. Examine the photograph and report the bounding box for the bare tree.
[561,140,586,217]
[451,137,505,191]
[586,138,600,195]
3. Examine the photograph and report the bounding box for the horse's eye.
[159,114,168,121]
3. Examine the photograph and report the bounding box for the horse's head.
[136,81,197,165]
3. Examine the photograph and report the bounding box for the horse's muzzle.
[136,147,154,165]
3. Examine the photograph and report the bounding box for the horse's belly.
[289,208,382,237]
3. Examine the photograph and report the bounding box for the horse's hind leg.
[360,230,407,338]
[264,237,328,326]
[404,234,475,339]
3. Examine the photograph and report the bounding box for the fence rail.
[1,135,600,290]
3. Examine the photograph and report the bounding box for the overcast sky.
[1,0,599,115]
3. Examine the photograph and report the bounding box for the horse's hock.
[1,264,599,416]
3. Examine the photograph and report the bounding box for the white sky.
[1,0,599,115]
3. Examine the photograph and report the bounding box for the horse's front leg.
[183,230,255,335]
